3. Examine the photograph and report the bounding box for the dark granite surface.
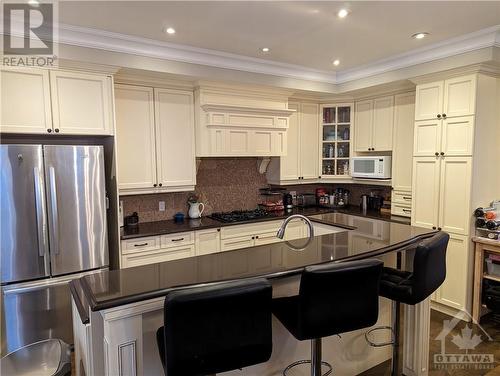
[120,205,410,240]
[72,213,435,321]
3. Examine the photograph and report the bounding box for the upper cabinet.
[415,75,476,121]
[50,70,114,135]
[115,84,196,195]
[266,102,319,183]
[1,67,52,134]
[0,67,114,135]
[194,86,293,157]
[354,96,394,152]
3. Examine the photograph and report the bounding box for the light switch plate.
[159,201,166,212]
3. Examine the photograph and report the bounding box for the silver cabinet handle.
[34,167,49,275]
[48,166,59,255]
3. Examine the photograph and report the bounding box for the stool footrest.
[283,359,333,376]
[365,326,395,347]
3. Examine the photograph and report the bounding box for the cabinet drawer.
[392,191,412,204]
[254,231,281,246]
[161,232,194,248]
[121,236,160,254]
[221,220,281,239]
[221,236,255,252]
[392,203,412,218]
[122,244,195,268]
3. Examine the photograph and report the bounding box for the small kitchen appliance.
[351,156,392,179]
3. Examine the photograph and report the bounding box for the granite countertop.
[73,213,435,322]
[120,205,410,240]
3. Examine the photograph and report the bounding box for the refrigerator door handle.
[48,166,60,255]
[34,167,50,274]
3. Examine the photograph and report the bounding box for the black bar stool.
[365,232,449,376]
[272,259,384,376]
[156,279,273,376]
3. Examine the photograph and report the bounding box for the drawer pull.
[402,209,411,213]
[171,238,185,242]
[134,243,148,247]
[402,196,411,200]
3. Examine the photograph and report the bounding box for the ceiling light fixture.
[333,59,340,66]
[28,0,39,6]
[412,32,429,40]
[261,47,270,53]
[337,9,349,18]
[164,27,176,35]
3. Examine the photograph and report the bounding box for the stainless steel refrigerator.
[0,145,109,354]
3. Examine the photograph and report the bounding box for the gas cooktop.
[209,209,270,223]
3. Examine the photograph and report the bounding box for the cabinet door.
[438,157,472,235]
[300,103,319,179]
[372,96,394,151]
[411,157,440,229]
[155,89,196,189]
[354,100,373,152]
[443,75,476,118]
[279,102,300,180]
[221,236,255,252]
[441,116,474,156]
[115,85,157,191]
[415,81,443,121]
[195,228,221,256]
[1,68,52,134]
[50,70,113,135]
[434,233,469,311]
[413,119,442,157]
[392,93,415,191]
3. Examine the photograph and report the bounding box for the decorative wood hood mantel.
[195,85,295,157]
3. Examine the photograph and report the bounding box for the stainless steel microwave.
[351,156,392,179]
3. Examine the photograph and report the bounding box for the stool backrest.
[162,279,272,376]
[298,259,383,339]
[411,232,449,304]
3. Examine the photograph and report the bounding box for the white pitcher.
[188,202,205,219]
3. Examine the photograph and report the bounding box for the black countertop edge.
[120,206,410,240]
[69,279,90,325]
[82,230,437,312]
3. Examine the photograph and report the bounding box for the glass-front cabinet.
[320,104,353,178]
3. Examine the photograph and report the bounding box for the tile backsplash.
[121,158,392,223]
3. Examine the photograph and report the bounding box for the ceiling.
[59,1,500,73]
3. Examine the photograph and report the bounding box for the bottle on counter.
[485,220,500,230]
[474,207,497,218]
[476,217,487,228]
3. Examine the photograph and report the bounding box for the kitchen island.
[71,213,437,376]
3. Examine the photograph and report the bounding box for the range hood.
[194,85,295,157]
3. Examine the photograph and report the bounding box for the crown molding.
[4,16,500,87]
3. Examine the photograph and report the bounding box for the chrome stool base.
[365,326,395,347]
[283,359,333,376]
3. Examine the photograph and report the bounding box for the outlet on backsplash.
[159,201,165,212]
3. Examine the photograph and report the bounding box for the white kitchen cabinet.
[155,88,196,188]
[115,84,196,194]
[415,81,444,121]
[122,244,195,268]
[265,102,319,183]
[437,157,472,235]
[391,93,415,192]
[195,228,221,255]
[411,157,441,230]
[433,233,469,311]
[354,100,373,152]
[415,76,476,121]
[114,85,157,190]
[413,119,442,157]
[49,70,114,135]
[354,96,394,152]
[221,235,255,252]
[1,67,52,134]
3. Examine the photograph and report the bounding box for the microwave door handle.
[48,166,60,255]
[34,167,50,274]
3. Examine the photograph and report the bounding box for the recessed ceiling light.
[337,9,349,18]
[164,27,176,35]
[261,47,270,53]
[412,32,429,40]
[333,59,340,66]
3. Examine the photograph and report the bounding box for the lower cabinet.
[431,233,470,312]
[195,228,221,255]
[122,244,195,268]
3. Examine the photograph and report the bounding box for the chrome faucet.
[277,214,314,239]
